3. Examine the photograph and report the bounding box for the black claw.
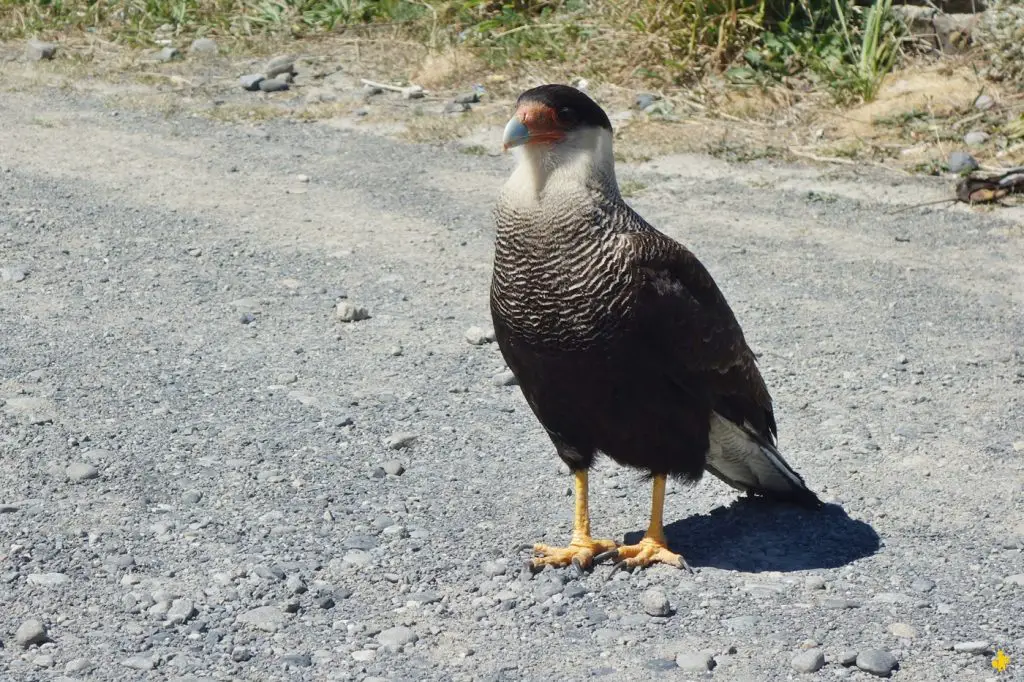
[606,559,631,582]
[678,556,695,574]
[594,549,618,564]
[571,556,586,575]
[526,560,543,575]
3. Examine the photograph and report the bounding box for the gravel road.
[1,88,1022,682]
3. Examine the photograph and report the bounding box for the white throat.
[503,127,619,205]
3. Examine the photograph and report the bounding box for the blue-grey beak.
[502,117,530,151]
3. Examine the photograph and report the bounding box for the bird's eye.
[557,107,578,126]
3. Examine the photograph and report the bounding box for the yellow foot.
[530,536,618,572]
[595,536,693,573]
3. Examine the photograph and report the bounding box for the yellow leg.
[531,470,617,571]
[597,475,692,572]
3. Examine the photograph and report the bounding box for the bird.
[489,84,821,573]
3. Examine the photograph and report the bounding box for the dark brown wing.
[625,231,776,442]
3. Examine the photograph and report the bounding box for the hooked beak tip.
[502,117,529,151]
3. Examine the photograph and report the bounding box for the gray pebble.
[121,654,159,671]
[166,598,196,625]
[1,265,29,282]
[805,575,826,590]
[1004,574,1024,586]
[454,91,481,104]
[156,47,180,62]
[964,130,990,146]
[723,614,759,631]
[948,151,979,173]
[974,93,994,110]
[407,591,441,605]
[27,572,70,587]
[675,651,714,671]
[286,575,307,594]
[641,588,671,616]
[65,658,92,673]
[318,596,335,609]
[464,326,495,345]
[231,646,253,662]
[383,459,406,476]
[236,605,288,632]
[386,432,417,449]
[342,549,371,567]
[837,650,858,666]
[336,301,370,322]
[280,652,311,668]
[562,584,586,599]
[15,618,47,647]
[352,649,376,662]
[240,74,265,91]
[66,462,99,482]
[634,93,659,110]
[259,78,290,93]
[953,640,989,654]
[910,577,935,592]
[181,490,203,505]
[856,649,898,677]
[482,560,507,577]
[345,534,378,550]
[265,55,295,78]
[444,101,471,114]
[792,648,825,673]
[377,625,417,648]
[188,38,218,56]
[33,654,54,668]
[889,622,917,638]
[492,370,518,386]
[25,39,58,61]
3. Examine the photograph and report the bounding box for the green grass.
[1,0,907,102]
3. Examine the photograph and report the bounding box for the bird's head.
[502,84,616,195]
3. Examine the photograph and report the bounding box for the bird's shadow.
[628,498,879,573]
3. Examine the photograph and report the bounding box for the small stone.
[259,78,290,93]
[1013,442,1024,453]
[444,101,471,114]
[25,39,58,61]
[27,572,70,587]
[723,614,759,631]
[335,301,370,322]
[281,598,300,614]
[953,641,990,654]
[792,648,825,673]
[318,596,335,609]
[280,652,312,668]
[156,46,180,62]
[66,462,99,482]
[286,575,307,594]
[401,85,424,99]
[386,433,417,449]
[121,654,159,671]
[265,55,295,78]
[964,130,990,146]
[482,560,507,577]
[465,326,495,345]
[383,459,406,476]
[454,91,480,104]
[805,575,826,590]
[342,549,371,567]
[910,577,935,592]
[65,658,92,673]
[641,588,671,617]
[240,74,265,91]
[181,490,203,505]
[492,370,518,386]
[407,591,441,605]
[837,650,858,666]
[166,598,197,625]
[231,646,253,662]
[634,93,659,110]
[974,94,994,110]
[377,625,417,648]
[856,649,898,677]
[236,605,288,632]
[1,265,29,282]
[4,396,55,424]
[189,38,218,56]
[33,654,54,668]
[15,619,47,647]
[296,174,310,183]
[889,622,917,638]
[676,652,715,671]
[1004,574,1024,586]
[352,649,376,662]
[948,151,979,173]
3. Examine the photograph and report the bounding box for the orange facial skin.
[514,102,567,146]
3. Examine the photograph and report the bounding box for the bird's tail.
[704,412,822,509]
